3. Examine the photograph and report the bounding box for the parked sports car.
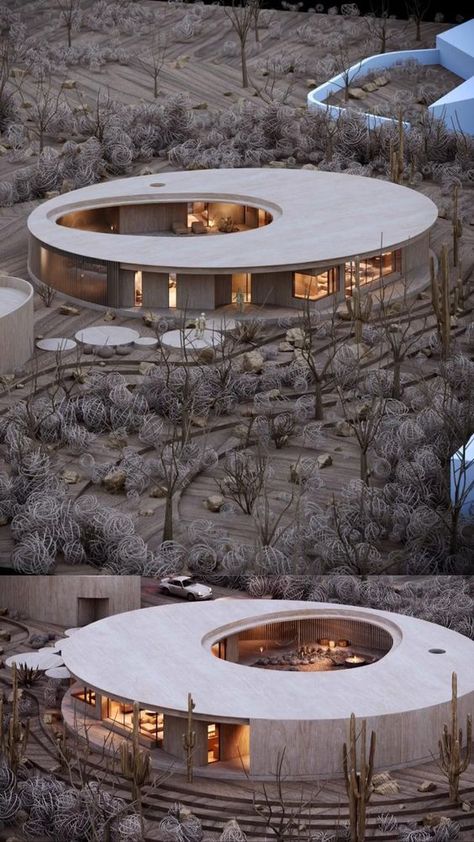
[159,576,213,601]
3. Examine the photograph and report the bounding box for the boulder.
[61,469,80,484]
[335,420,354,437]
[62,79,76,89]
[149,486,167,498]
[316,453,333,469]
[29,633,49,649]
[336,300,351,320]
[268,160,286,168]
[348,87,366,99]
[0,515,9,526]
[363,81,378,92]
[190,415,208,428]
[461,801,471,812]
[422,814,449,828]
[82,344,94,355]
[417,781,437,793]
[205,494,225,512]
[192,101,208,110]
[103,310,116,321]
[262,388,281,400]
[139,361,156,375]
[279,341,294,352]
[301,163,318,170]
[115,346,131,356]
[196,347,215,363]
[139,508,154,517]
[142,312,157,327]
[242,350,265,373]
[286,327,306,347]
[306,78,317,87]
[44,190,60,199]
[102,470,126,494]
[374,74,389,86]
[108,430,128,448]
[59,304,80,316]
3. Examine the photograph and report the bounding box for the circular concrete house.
[27,169,437,314]
[0,275,34,374]
[60,600,474,779]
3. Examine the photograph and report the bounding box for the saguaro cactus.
[452,185,462,268]
[346,257,373,345]
[182,692,196,783]
[439,672,472,803]
[430,247,451,357]
[120,702,151,816]
[0,663,30,773]
[343,713,376,842]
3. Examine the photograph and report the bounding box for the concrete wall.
[119,268,136,307]
[163,714,208,766]
[177,273,216,310]
[221,723,249,762]
[119,203,187,234]
[142,271,170,308]
[437,21,474,80]
[0,276,34,374]
[1,576,141,627]
[250,690,474,777]
[403,234,429,281]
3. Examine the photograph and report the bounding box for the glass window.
[105,699,163,746]
[232,273,251,303]
[72,687,96,706]
[293,267,338,301]
[345,250,400,295]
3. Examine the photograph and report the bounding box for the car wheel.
[187,593,195,601]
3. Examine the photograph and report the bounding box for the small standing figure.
[235,288,245,313]
[198,312,206,339]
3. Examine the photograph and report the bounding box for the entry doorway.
[232,273,251,304]
[169,272,177,308]
[207,723,220,763]
[77,597,110,626]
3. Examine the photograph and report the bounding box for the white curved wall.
[0,275,34,374]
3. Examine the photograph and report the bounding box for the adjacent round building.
[27,169,438,314]
[60,599,474,779]
[0,275,34,374]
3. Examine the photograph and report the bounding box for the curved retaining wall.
[0,275,34,374]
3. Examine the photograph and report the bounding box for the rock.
[348,87,366,99]
[418,780,437,793]
[316,453,333,469]
[44,190,60,199]
[97,345,114,359]
[374,74,389,86]
[335,420,354,437]
[59,304,80,316]
[149,486,167,498]
[0,144,8,155]
[82,344,93,354]
[0,516,8,526]
[103,310,116,321]
[242,350,265,373]
[279,341,294,352]
[115,345,131,356]
[139,508,154,516]
[336,300,351,320]
[306,78,317,87]
[286,327,306,348]
[196,347,215,363]
[29,633,49,648]
[373,780,400,795]
[139,361,156,375]
[190,415,208,428]
[142,312,157,327]
[192,101,208,110]
[363,81,378,92]
[262,388,281,400]
[108,430,128,448]
[102,470,126,494]
[205,494,225,512]
[301,163,318,170]
[62,79,76,89]
[268,160,286,168]
[461,801,471,812]
[61,469,80,484]
[422,814,449,828]
[15,383,25,389]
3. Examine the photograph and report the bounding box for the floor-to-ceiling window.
[293,267,338,301]
[345,250,401,295]
[232,272,251,303]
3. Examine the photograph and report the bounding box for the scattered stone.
[142,311,157,327]
[190,415,208,428]
[306,78,317,87]
[372,771,392,786]
[286,327,306,348]
[44,190,60,199]
[102,470,126,494]
[205,494,225,512]
[15,383,25,389]
[421,347,432,357]
[139,361,156,375]
[0,516,7,526]
[279,341,293,352]
[422,814,449,828]
[29,633,49,649]
[62,79,76,89]
[108,430,128,448]
[335,420,354,437]
[61,469,80,484]
[348,87,366,99]
[192,101,208,110]
[149,486,167,498]
[59,304,80,316]
[139,508,154,516]
[316,453,333,469]
[0,144,7,155]
[268,160,286,168]
[461,801,471,812]
[115,345,131,356]
[263,389,281,400]
[417,781,437,793]
[196,347,215,363]
[336,300,351,320]
[363,81,378,92]
[103,310,116,321]
[374,74,389,86]
[301,163,318,170]
[242,350,265,373]
[234,423,254,442]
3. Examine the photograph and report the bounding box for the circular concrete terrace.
[28,169,437,274]
[60,600,474,778]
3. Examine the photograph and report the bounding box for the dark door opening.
[77,597,110,626]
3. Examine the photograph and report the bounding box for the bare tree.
[17,71,68,153]
[135,32,170,99]
[405,0,431,41]
[364,1,403,54]
[222,0,259,88]
[55,0,83,47]
[332,44,365,102]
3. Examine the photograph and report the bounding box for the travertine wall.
[403,234,430,280]
[0,276,34,374]
[250,690,474,777]
[119,203,187,234]
[1,576,141,627]
[163,714,208,765]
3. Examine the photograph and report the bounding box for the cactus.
[439,672,472,803]
[452,185,462,268]
[17,663,41,687]
[119,702,151,815]
[343,713,376,842]
[389,112,404,183]
[182,693,196,784]
[0,663,30,773]
[430,246,452,357]
[346,257,373,345]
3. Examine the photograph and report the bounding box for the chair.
[191,220,207,235]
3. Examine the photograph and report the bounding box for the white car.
[159,576,213,601]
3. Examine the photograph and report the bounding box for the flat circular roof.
[60,600,474,722]
[28,170,438,273]
[0,278,32,317]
